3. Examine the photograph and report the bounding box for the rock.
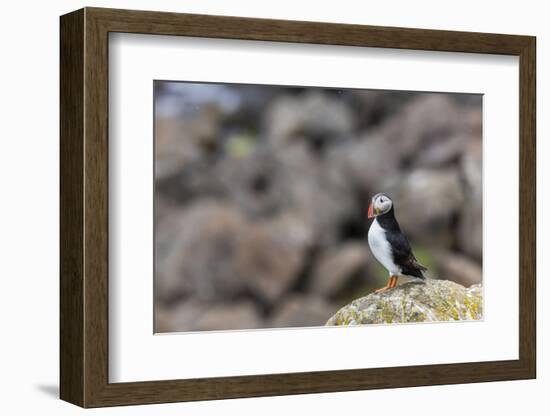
[326,279,482,325]
[154,194,176,225]
[412,134,469,168]
[156,300,208,332]
[154,210,192,303]
[270,295,335,328]
[192,301,264,331]
[281,144,359,246]
[236,214,313,303]
[309,243,370,297]
[155,199,314,305]
[154,114,221,182]
[332,133,401,194]
[333,94,482,195]
[154,304,174,333]
[154,201,184,260]
[375,94,470,160]
[264,91,354,149]
[382,169,465,248]
[434,251,482,287]
[217,149,290,218]
[159,300,263,332]
[155,201,248,303]
[350,90,416,129]
[458,140,483,261]
[220,143,358,247]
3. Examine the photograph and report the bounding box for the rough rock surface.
[264,91,354,148]
[157,300,264,332]
[434,251,482,287]
[155,202,248,303]
[309,243,370,297]
[382,169,465,248]
[326,279,482,325]
[155,201,313,305]
[458,139,483,261]
[236,214,313,304]
[270,295,335,328]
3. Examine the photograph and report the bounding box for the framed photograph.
[60,7,536,408]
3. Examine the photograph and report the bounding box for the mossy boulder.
[326,279,482,325]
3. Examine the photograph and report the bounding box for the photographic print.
[154,81,483,333]
[60,9,535,406]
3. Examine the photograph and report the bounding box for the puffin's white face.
[368,193,393,218]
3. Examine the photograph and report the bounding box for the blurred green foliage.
[226,133,256,158]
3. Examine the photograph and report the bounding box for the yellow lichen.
[326,279,483,326]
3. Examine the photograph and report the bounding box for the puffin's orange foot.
[375,276,398,293]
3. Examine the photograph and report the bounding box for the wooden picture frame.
[60,7,536,408]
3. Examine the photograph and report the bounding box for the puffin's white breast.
[368,219,400,275]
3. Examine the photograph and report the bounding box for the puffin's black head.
[367,193,393,218]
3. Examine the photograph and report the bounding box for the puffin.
[367,193,427,292]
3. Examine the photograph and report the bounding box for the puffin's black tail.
[402,260,427,279]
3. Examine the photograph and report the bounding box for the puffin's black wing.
[386,231,427,278]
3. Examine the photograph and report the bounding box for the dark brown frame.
[60,7,536,408]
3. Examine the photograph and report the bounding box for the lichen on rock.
[325,278,482,326]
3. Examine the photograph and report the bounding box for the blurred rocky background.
[154,81,482,333]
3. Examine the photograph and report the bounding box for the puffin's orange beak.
[367,202,374,219]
